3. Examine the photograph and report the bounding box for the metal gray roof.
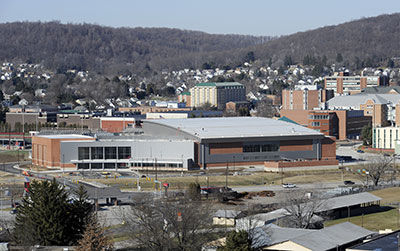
[144,117,323,140]
[213,209,244,218]
[361,86,400,94]
[252,224,316,248]
[291,222,374,250]
[318,192,381,213]
[327,94,400,108]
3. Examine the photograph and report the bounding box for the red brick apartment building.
[280,88,371,140]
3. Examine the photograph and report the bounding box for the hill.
[250,13,400,67]
[0,21,269,75]
[0,13,400,75]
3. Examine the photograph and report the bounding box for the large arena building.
[32,117,338,171]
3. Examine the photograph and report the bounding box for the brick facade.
[32,136,94,169]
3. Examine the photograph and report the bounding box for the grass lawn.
[371,187,400,204]
[0,150,29,163]
[324,208,400,232]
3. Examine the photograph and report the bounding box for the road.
[336,144,379,163]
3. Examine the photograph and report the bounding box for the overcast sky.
[1,0,399,36]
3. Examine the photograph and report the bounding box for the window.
[311,122,320,126]
[261,144,279,152]
[118,147,131,159]
[105,147,117,159]
[117,163,128,169]
[91,163,102,169]
[91,147,103,159]
[77,163,89,169]
[78,147,89,160]
[244,143,279,152]
[243,144,260,152]
[104,163,116,169]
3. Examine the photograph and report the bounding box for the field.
[0,150,29,163]
[88,169,362,191]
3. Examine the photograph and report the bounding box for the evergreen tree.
[361,123,372,146]
[336,53,343,63]
[222,230,253,251]
[15,180,93,246]
[68,185,93,242]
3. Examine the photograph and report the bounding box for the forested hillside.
[250,13,400,67]
[0,13,400,76]
[0,21,270,75]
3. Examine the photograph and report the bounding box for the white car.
[282,183,296,188]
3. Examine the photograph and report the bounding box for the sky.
[1,0,399,36]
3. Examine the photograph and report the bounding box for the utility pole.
[62,154,65,186]
[155,158,158,183]
[225,163,229,188]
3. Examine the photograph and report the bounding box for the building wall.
[212,217,235,226]
[209,142,243,154]
[308,111,338,138]
[265,240,312,251]
[190,86,217,107]
[178,93,191,107]
[360,100,387,127]
[32,136,94,168]
[321,136,336,159]
[60,138,195,170]
[280,140,313,151]
[373,127,400,149]
[6,113,52,130]
[119,106,192,114]
[57,114,101,130]
[279,110,309,126]
[324,75,380,96]
[190,84,246,108]
[202,138,329,168]
[100,118,136,133]
[281,89,327,111]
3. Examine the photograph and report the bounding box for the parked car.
[282,183,296,188]
[357,150,364,153]
[344,180,355,185]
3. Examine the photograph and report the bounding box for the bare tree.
[75,215,113,251]
[124,196,215,251]
[361,155,393,186]
[255,99,276,118]
[281,190,327,229]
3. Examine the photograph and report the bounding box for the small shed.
[213,210,246,226]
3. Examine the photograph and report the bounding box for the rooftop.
[290,222,374,250]
[195,82,243,87]
[213,210,244,219]
[35,134,94,139]
[328,93,400,108]
[145,117,323,140]
[317,192,381,213]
